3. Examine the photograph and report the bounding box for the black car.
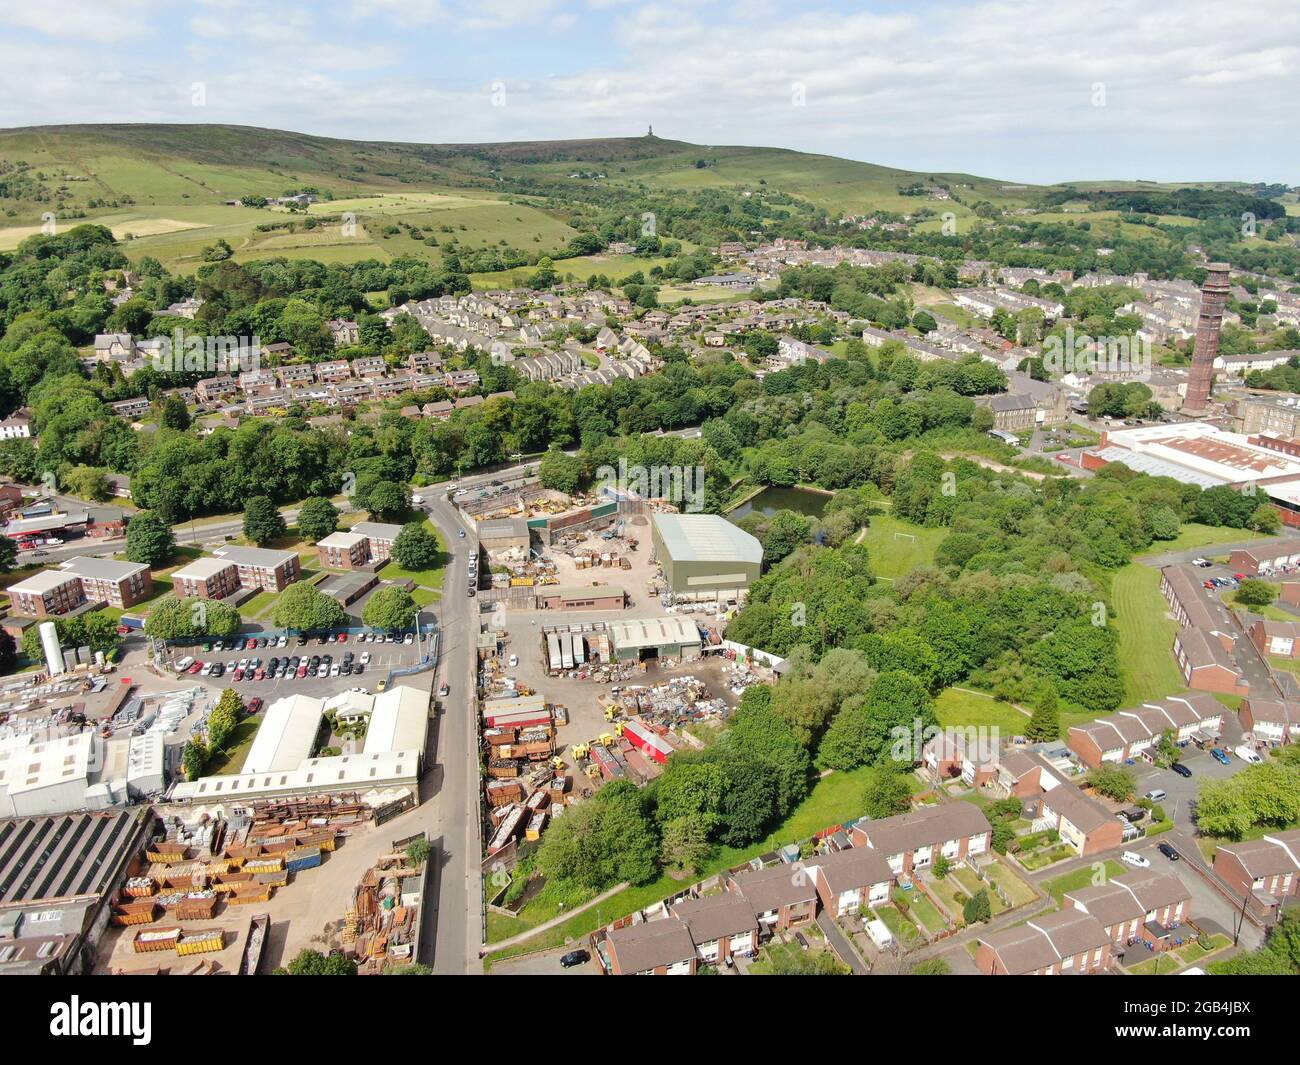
[323,654,333,666]
[268,657,279,672]
[559,949,590,968]
[309,655,321,669]
[341,662,353,675]
[1157,843,1180,861]
[210,662,225,677]
[1171,762,1192,778]
[353,664,365,676]
[296,635,308,646]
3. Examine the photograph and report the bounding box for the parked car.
[458,529,465,538]
[296,664,309,679]
[210,663,225,678]
[330,664,341,677]
[337,632,347,643]
[247,697,263,715]
[508,654,519,668]
[1203,580,1216,589]
[559,950,589,968]
[438,683,450,698]
[234,668,244,681]
[353,664,364,676]
[1121,850,1151,868]
[200,662,214,676]
[1233,572,1247,581]
[1191,557,1210,567]
[1157,843,1180,861]
[1144,788,1167,802]
[254,668,265,681]
[1210,748,1231,765]
[404,633,414,644]
[360,652,371,665]
[1234,745,1264,764]
[316,664,329,678]
[1171,762,1193,778]
[175,656,195,672]
[187,661,204,674]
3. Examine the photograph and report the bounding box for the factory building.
[651,512,763,600]
[608,615,703,663]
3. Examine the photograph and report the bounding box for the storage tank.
[39,621,63,675]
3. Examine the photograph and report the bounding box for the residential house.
[1239,698,1300,745]
[1066,693,1224,768]
[1173,627,1249,695]
[602,919,697,975]
[726,862,818,932]
[667,894,759,966]
[211,545,300,592]
[804,846,894,917]
[1212,829,1300,905]
[1063,870,1191,948]
[849,801,992,875]
[976,908,1113,975]
[1250,618,1300,658]
[6,557,153,617]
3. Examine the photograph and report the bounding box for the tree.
[860,766,914,818]
[243,496,286,545]
[817,671,937,771]
[1153,729,1180,769]
[275,949,357,976]
[1025,682,1060,742]
[391,521,440,571]
[768,951,849,975]
[272,582,347,632]
[0,535,16,574]
[909,958,951,975]
[296,497,340,542]
[660,814,711,875]
[182,740,207,781]
[144,595,241,639]
[406,837,431,866]
[1235,578,1278,608]
[362,586,418,632]
[208,688,242,750]
[365,479,408,520]
[159,394,191,430]
[933,854,951,879]
[963,889,992,924]
[1087,764,1136,802]
[535,780,660,890]
[1197,763,1300,839]
[0,629,18,675]
[62,465,111,501]
[124,512,175,567]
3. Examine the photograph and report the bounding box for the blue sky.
[1,0,1296,185]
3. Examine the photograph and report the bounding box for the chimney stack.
[1182,262,1231,413]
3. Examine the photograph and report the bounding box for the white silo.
[39,620,63,675]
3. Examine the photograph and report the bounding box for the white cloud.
[1,0,1296,182]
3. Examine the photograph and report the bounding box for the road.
[418,490,484,974]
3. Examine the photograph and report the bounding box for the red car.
[1234,573,1247,580]
[187,660,204,674]
[245,638,258,650]
[233,668,244,681]
[1203,580,1215,589]
[247,697,264,715]
[254,668,265,681]
[336,632,347,643]
[296,664,308,678]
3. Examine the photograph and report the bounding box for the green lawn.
[951,866,1007,914]
[203,718,259,775]
[934,687,1028,734]
[984,859,1040,907]
[1110,563,1186,705]
[896,887,947,935]
[484,763,881,964]
[1148,523,1268,554]
[859,515,946,580]
[379,519,447,591]
[873,902,925,949]
[1043,860,1127,903]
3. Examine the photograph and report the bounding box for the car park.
[1171,762,1192,778]
[1157,843,1180,862]
[1121,850,1151,868]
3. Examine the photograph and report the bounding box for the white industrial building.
[170,683,431,804]
[126,732,166,798]
[0,731,101,817]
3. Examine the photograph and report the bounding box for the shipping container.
[133,927,183,953]
[285,849,322,873]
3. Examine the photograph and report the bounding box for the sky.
[0,0,1296,185]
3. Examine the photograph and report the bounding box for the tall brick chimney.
[1182,262,1231,413]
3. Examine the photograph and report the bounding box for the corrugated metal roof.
[653,513,763,565]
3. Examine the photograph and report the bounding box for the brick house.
[1066,693,1224,768]
[1173,627,1249,695]
[805,846,894,917]
[1212,829,1300,903]
[1063,870,1191,947]
[170,556,243,600]
[667,894,758,965]
[1239,698,1300,745]
[350,522,404,562]
[602,919,696,975]
[976,909,1113,975]
[6,557,153,617]
[726,862,817,933]
[316,531,371,570]
[210,545,300,592]
[1227,541,1300,577]
[995,752,1127,856]
[849,801,992,875]
[1249,618,1300,658]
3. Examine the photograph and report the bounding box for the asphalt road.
[418,492,484,974]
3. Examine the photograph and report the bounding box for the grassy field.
[859,514,946,580]
[203,717,259,776]
[1145,523,1265,555]
[933,687,1029,734]
[1110,563,1186,706]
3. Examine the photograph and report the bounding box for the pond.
[728,485,833,520]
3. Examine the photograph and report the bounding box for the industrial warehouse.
[650,512,764,600]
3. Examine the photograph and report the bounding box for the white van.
[175,656,194,672]
[1143,789,1167,802]
[1234,745,1264,764]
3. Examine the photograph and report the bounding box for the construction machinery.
[570,742,591,760]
